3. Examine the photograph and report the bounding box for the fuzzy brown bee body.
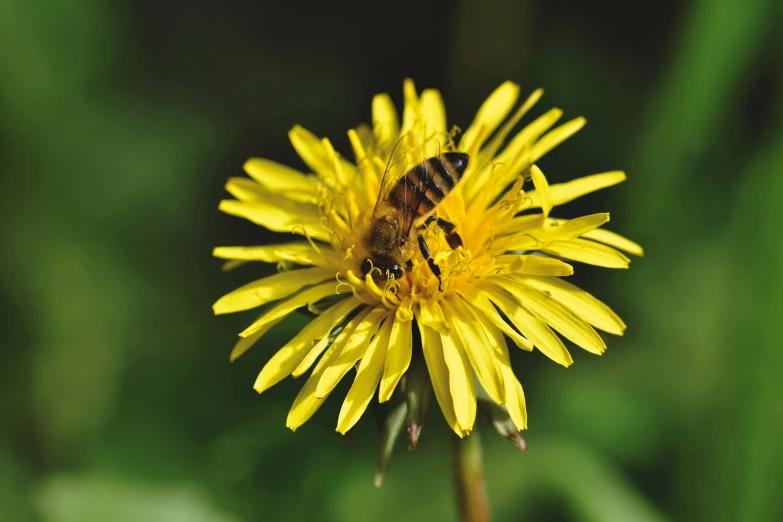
[361,152,469,287]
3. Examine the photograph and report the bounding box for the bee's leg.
[419,216,463,250]
[417,234,443,291]
[434,217,463,250]
[421,215,438,228]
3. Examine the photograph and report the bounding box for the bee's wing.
[373,133,420,215]
[373,132,445,237]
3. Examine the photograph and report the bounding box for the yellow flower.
[213,80,642,437]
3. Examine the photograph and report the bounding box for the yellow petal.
[354,123,375,152]
[336,313,394,433]
[224,177,265,202]
[496,254,573,276]
[253,298,362,389]
[528,171,626,208]
[400,78,421,138]
[286,331,349,431]
[415,317,462,436]
[516,276,626,335]
[378,312,413,402]
[504,213,610,251]
[479,282,573,367]
[493,108,563,168]
[316,307,388,399]
[243,158,320,203]
[504,371,527,431]
[420,89,447,140]
[238,281,337,338]
[543,219,642,257]
[581,228,644,256]
[503,277,606,355]
[288,125,334,181]
[529,117,586,163]
[456,285,533,351]
[396,299,414,321]
[218,199,331,243]
[288,126,330,172]
[546,213,610,239]
[444,297,505,405]
[543,239,630,268]
[372,93,400,153]
[221,259,247,272]
[286,371,327,431]
[213,267,333,315]
[348,128,367,166]
[292,306,370,377]
[212,242,333,268]
[483,324,527,430]
[500,365,527,431]
[351,131,384,204]
[229,315,286,362]
[459,81,520,153]
[320,138,354,190]
[480,88,544,161]
[418,298,447,334]
[438,306,477,433]
[529,164,553,218]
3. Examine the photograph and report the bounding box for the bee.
[360,145,469,291]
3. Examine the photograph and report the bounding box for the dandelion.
[213,80,641,448]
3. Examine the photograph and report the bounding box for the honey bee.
[360,143,469,290]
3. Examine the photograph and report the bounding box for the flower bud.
[373,397,407,487]
[405,348,432,450]
[477,391,527,452]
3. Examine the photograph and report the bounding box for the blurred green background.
[2,0,782,520]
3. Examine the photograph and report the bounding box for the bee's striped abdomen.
[388,152,469,219]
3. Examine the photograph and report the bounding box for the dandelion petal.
[317,307,387,399]
[439,321,476,434]
[243,158,320,201]
[336,315,393,433]
[238,282,337,338]
[504,276,606,355]
[528,171,626,208]
[213,267,333,315]
[415,317,462,436]
[218,199,330,243]
[372,93,400,153]
[460,81,520,153]
[543,238,631,269]
[480,282,574,367]
[378,314,413,402]
[213,242,330,267]
[253,298,361,391]
[446,297,506,405]
[517,276,626,336]
[484,324,527,431]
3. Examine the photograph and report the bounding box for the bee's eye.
[360,259,373,275]
[389,264,403,279]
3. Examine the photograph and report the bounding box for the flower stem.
[451,431,491,522]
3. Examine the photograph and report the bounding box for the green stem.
[451,431,491,522]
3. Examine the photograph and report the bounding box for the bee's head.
[365,219,399,248]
